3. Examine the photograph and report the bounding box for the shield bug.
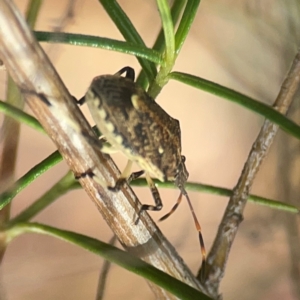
[77,67,206,277]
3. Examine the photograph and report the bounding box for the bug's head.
[174,155,189,192]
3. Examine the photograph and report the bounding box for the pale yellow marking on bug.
[158,147,164,154]
[98,108,107,119]
[115,135,123,145]
[131,94,141,110]
[105,122,115,133]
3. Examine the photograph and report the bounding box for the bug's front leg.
[135,173,163,225]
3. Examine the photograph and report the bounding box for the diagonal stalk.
[203,47,300,297]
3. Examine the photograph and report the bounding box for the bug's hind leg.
[135,173,163,225]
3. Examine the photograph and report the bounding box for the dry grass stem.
[203,49,300,297]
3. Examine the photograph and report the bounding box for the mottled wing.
[130,88,182,181]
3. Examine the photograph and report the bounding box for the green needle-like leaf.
[25,0,43,28]
[0,151,63,209]
[8,171,77,226]
[131,179,299,214]
[6,223,212,300]
[34,31,161,65]
[70,178,298,213]
[156,0,175,67]
[137,0,186,88]
[169,72,300,140]
[99,0,157,81]
[175,0,201,57]
[154,0,186,53]
[0,100,44,133]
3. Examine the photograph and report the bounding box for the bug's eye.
[181,155,186,163]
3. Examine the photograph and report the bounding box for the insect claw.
[134,207,145,225]
[114,66,135,81]
[76,95,85,106]
[37,93,51,106]
[134,215,141,225]
[20,89,51,106]
[107,178,127,192]
[128,170,144,182]
[74,168,95,180]
[107,186,118,192]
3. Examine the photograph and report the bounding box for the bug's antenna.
[158,189,206,281]
[183,189,206,281]
[114,66,135,81]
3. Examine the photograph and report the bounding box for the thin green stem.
[156,0,175,68]
[175,0,201,57]
[0,100,102,138]
[137,0,186,88]
[70,177,298,214]
[131,179,299,214]
[25,0,43,28]
[147,0,176,98]
[7,171,77,226]
[34,31,161,65]
[169,71,300,141]
[0,100,44,134]
[147,0,202,99]
[0,151,63,209]
[5,223,212,300]
[153,0,186,53]
[99,0,157,81]
[96,235,117,300]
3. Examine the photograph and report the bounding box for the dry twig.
[203,49,300,297]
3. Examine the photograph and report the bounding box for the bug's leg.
[158,192,183,222]
[108,160,144,191]
[127,170,145,183]
[74,167,94,180]
[114,67,135,81]
[135,173,163,225]
[76,95,85,106]
[74,136,113,182]
[20,89,52,106]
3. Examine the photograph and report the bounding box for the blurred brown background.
[0,0,299,299]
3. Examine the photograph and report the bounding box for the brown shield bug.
[77,67,206,278]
